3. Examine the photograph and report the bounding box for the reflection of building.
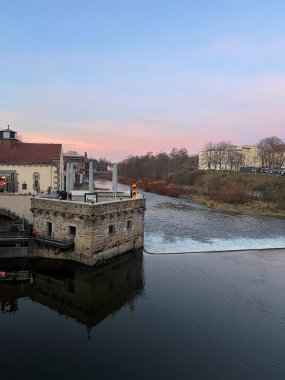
[0,258,30,314]
[0,126,64,193]
[0,252,144,328]
[198,145,260,171]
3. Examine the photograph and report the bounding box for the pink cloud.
[2,73,285,161]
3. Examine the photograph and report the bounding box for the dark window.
[47,222,52,237]
[127,220,132,229]
[22,182,27,190]
[69,226,76,236]
[109,225,115,234]
[33,172,40,192]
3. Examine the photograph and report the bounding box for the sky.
[1,0,285,161]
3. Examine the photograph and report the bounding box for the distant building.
[240,145,260,167]
[198,145,261,171]
[63,151,87,165]
[63,151,88,188]
[0,126,64,193]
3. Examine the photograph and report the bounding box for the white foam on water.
[145,233,285,253]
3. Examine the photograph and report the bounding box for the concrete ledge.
[0,247,28,258]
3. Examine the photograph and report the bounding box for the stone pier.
[30,197,145,266]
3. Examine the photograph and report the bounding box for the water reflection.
[0,251,144,329]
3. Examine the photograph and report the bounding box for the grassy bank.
[119,171,285,218]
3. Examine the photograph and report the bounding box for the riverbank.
[118,172,285,218]
[182,194,285,218]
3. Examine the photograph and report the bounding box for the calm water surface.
[1,181,285,379]
[1,250,285,379]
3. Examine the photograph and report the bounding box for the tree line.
[118,148,198,182]
[117,136,285,182]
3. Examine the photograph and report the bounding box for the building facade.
[198,145,261,171]
[0,126,64,193]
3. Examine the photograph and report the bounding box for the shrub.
[253,184,267,192]
[222,188,249,204]
[275,187,285,210]
[165,184,184,197]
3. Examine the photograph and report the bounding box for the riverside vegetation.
[118,149,285,218]
[119,172,285,217]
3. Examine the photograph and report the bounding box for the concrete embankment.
[0,194,33,224]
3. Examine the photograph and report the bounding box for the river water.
[1,181,285,379]
[144,191,285,253]
[98,179,285,253]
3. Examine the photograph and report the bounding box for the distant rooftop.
[0,142,62,164]
[64,151,84,157]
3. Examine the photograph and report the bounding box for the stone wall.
[30,197,145,266]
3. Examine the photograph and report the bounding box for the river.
[1,182,285,379]
[97,179,285,252]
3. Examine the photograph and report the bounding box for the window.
[22,182,27,190]
[127,220,132,230]
[109,225,115,234]
[33,172,40,192]
[47,222,52,237]
[69,226,76,236]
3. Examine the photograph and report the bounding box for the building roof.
[1,126,16,133]
[0,142,62,164]
[64,151,84,157]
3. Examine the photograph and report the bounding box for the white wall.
[0,194,33,223]
[0,164,59,194]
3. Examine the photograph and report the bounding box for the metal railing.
[33,231,74,244]
[0,230,31,240]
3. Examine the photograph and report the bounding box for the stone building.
[30,196,145,266]
[0,126,64,193]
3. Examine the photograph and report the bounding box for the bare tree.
[227,148,244,171]
[257,137,285,168]
[118,147,197,181]
[202,142,217,169]
[215,141,231,170]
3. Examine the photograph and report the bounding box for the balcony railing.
[0,230,31,241]
[32,231,74,250]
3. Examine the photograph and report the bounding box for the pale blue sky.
[1,0,284,160]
